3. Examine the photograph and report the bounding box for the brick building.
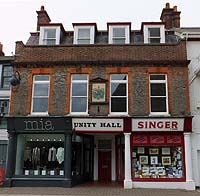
[0,43,13,173]
[5,4,195,190]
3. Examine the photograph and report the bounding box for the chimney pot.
[166,3,170,8]
[41,6,45,11]
[0,42,4,56]
[173,6,177,12]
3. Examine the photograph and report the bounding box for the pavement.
[0,185,200,196]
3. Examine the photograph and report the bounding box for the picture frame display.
[139,156,148,164]
[149,148,159,155]
[150,156,158,165]
[92,83,106,102]
[137,147,145,154]
[162,156,171,166]
[162,147,170,155]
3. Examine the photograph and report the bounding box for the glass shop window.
[132,146,184,179]
[15,134,64,177]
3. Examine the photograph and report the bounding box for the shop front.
[72,117,127,184]
[128,117,195,190]
[5,116,72,187]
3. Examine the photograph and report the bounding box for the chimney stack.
[0,42,5,56]
[36,6,51,31]
[160,3,181,29]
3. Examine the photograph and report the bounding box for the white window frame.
[144,25,165,44]
[149,74,169,115]
[0,64,12,89]
[39,26,61,45]
[110,74,128,115]
[31,75,50,115]
[109,25,130,44]
[73,26,95,44]
[70,74,89,115]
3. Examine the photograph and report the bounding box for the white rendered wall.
[186,40,200,187]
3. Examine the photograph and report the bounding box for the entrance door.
[98,151,111,181]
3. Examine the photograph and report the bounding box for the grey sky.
[0,0,199,55]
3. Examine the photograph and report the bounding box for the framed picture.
[162,156,171,166]
[137,147,145,154]
[139,156,148,164]
[92,83,106,102]
[162,147,170,155]
[150,156,158,165]
[149,148,159,155]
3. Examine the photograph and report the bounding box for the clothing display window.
[15,134,64,177]
[132,146,184,179]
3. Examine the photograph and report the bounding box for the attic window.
[73,26,95,44]
[39,26,61,45]
[109,25,130,44]
[143,24,165,44]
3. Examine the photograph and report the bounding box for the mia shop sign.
[24,118,54,131]
[132,118,184,131]
[73,118,123,132]
[7,117,71,133]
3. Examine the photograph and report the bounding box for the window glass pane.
[15,134,64,176]
[113,28,125,37]
[72,83,87,96]
[149,28,160,37]
[44,29,56,38]
[77,39,90,44]
[32,98,48,112]
[34,84,49,96]
[72,74,87,80]
[111,98,126,112]
[151,84,166,96]
[45,39,56,45]
[2,78,10,89]
[113,38,125,44]
[111,83,126,96]
[78,29,90,38]
[34,75,49,81]
[3,66,12,77]
[71,97,87,112]
[0,100,9,115]
[151,97,166,112]
[111,74,127,80]
[149,38,160,43]
[150,75,165,80]
[132,146,184,179]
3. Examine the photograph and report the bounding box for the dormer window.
[109,25,130,44]
[73,26,95,44]
[39,26,61,45]
[143,24,165,44]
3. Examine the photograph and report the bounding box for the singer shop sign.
[132,118,184,132]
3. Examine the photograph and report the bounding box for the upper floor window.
[70,74,88,114]
[0,64,12,89]
[144,25,165,44]
[109,25,130,44]
[39,26,61,45]
[73,26,95,44]
[150,74,168,115]
[31,75,50,115]
[110,74,128,115]
[0,99,9,116]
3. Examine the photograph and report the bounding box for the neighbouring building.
[175,28,200,188]
[5,4,195,190]
[0,43,13,172]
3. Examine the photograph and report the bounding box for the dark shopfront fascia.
[5,116,73,187]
